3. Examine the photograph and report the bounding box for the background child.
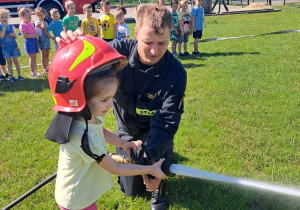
[62,0,79,32]
[170,0,179,55]
[47,36,167,210]
[0,44,9,82]
[157,0,166,5]
[192,0,204,56]
[46,8,63,51]
[99,0,116,42]
[81,4,100,37]
[114,11,130,40]
[35,7,51,74]
[178,0,192,56]
[18,7,41,78]
[116,5,127,16]
[0,8,22,82]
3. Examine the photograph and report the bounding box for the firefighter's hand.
[122,140,142,154]
[57,29,84,47]
[142,175,161,191]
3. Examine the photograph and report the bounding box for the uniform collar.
[128,41,167,77]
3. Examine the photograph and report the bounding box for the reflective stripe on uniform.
[136,108,157,116]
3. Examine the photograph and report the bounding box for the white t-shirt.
[116,23,130,40]
[35,20,48,37]
[55,116,113,209]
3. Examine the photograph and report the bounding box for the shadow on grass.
[200,51,260,57]
[177,51,260,69]
[178,51,260,60]
[0,77,49,94]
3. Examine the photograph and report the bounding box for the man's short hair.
[116,5,127,15]
[65,0,75,9]
[50,8,59,16]
[136,4,172,34]
[83,4,92,12]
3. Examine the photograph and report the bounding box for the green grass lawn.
[1,5,300,210]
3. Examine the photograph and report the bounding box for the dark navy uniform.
[109,39,187,196]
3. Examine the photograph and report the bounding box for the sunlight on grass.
[0,5,299,210]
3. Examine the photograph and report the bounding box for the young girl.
[18,7,41,78]
[46,36,168,210]
[0,8,22,82]
[35,7,51,74]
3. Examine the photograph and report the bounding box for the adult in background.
[58,4,187,210]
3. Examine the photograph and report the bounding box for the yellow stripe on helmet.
[69,40,95,72]
[52,96,57,105]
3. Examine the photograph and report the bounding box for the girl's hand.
[181,31,184,36]
[9,33,15,38]
[56,29,83,47]
[175,30,179,35]
[122,140,142,154]
[151,159,168,179]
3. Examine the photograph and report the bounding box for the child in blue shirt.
[0,8,22,82]
[47,9,63,51]
[191,0,204,56]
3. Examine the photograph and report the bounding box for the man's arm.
[145,72,187,159]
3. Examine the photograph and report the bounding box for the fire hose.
[3,148,300,209]
[110,148,300,198]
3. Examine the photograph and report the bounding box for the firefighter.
[58,4,187,210]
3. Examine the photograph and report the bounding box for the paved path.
[9,2,296,26]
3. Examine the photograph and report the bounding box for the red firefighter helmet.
[48,35,128,113]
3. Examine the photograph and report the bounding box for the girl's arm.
[11,26,18,39]
[103,128,142,153]
[0,24,6,38]
[97,154,168,179]
[21,31,38,39]
[40,20,55,40]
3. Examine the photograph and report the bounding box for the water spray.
[110,149,300,198]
